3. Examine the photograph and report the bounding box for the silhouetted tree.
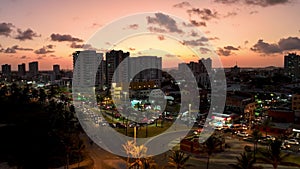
[229,151,262,169]
[165,150,192,169]
[252,129,262,158]
[259,139,290,169]
[204,135,219,169]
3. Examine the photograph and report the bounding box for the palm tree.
[142,157,157,169]
[252,129,262,158]
[259,139,290,169]
[204,135,219,169]
[229,151,262,169]
[123,140,148,169]
[165,150,192,169]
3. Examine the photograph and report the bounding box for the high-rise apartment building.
[284,53,300,81]
[105,50,130,87]
[18,63,26,77]
[129,56,162,88]
[1,64,11,78]
[178,58,212,88]
[53,64,60,80]
[96,59,106,89]
[29,61,39,78]
[72,50,103,87]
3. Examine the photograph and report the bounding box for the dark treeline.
[0,83,84,169]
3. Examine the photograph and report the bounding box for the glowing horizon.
[1,0,300,70]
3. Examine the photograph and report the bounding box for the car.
[109,123,116,128]
[215,126,223,131]
[129,122,140,128]
[116,122,126,128]
[243,137,254,142]
[237,131,249,137]
[284,139,299,145]
[281,143,290,150]
[265,135,275,141]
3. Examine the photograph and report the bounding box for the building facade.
[129,56,162,88]
[18,63,26,77]
[73,50,103,87]
[1,64,11,78]
[284,53,300,81]
[106,50,130,87]
[29,61,39,78]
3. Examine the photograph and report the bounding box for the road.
[81,133,126,169]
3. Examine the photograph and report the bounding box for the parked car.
[237,131,249,137]
[265,135,275,141]
[116,122,126,128]
[109,123,116,128]
[281,143,290,150]
[284,139,299,145]
[243,137,254,142]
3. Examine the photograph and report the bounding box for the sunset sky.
[1,0,300,70]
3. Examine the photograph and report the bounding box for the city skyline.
[0,51,295,71]
[1,0,300,70]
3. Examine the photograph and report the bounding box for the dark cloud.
[158,35,165,40]
[182,21,207,27]
[250,37,300,54]
[190,20,206,27]
[49,54,63,60]
[165,54,178,58]
[127,24,139,30]
[70,42,84,48]
[70,42,96,50]
[36,55,46,60]
[224,12,238,18]
[278,37,300,51]
[251,39,281,54]
[214,0,291,7]
[147,13,183,34]
[148,27,168,33]
[182,39,206,46]
[181,36,218,46]
[187,8,218,21]
[70,42,99,51]
[173,1,191,8]
[0,22,14,37]
[249,10,259,14]
[244,0,290,7]
[217,48,232,56]
[4,47,16,53]
[2,45,33,53]
[199,47,211,54]
[214,0,239,4]
[15,28,40,41]
[190,30,199,37]
[46,44,55,49]
[217,45,239,56]
[208,37,220,41]
[224,45,239,50]
[34,46,54,54]
[51,33,83,42]
[20,55,27,59]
